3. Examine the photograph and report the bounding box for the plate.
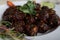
[0,1,60,40]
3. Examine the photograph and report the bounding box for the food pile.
[1,1,60,36]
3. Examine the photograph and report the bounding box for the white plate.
[0,1,60,40]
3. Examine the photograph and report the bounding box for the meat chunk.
[12,21,25,33]
[2,4,60,36]
[24,24,38,36]
[3,7,25,22]
[38,21,50,33]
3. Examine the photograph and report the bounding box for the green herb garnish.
[1,21,11,27]
[0,27,26,40]
[17,1,36,15]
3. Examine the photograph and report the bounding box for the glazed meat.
[3,6,25,22]
[2,6,25,33]
[2,3,60,36]
[24,24,38,36]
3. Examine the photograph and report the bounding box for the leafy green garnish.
[17,1,36,15]
[1,21,11,27]
[0,20,27,40]
[0,27,26,40]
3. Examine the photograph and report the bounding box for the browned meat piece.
[47,9,59,28]
[48,14,59,28]
[36,9,49,23]
[12,21,25,33]
[2,6,25,33]
[2,6,25,22]
[25,14,36,24]
[48,9,56,15]
[35,6,49,22]
[38,21,50,33]
[24,24,38,36]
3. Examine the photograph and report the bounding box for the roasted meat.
[2,3,60,36]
